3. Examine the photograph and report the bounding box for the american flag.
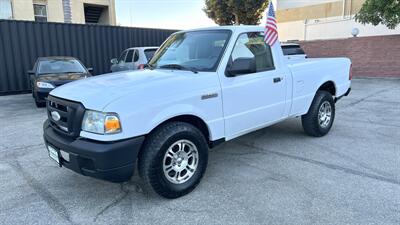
[264,2,278,46]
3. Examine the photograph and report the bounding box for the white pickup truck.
[43,26,351,198]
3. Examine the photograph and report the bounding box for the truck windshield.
[148,30,231,72]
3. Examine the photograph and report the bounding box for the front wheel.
[138,122,208,199]
[301,91,335,137]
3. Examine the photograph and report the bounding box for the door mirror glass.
[111,58,118,64]
[28,70,35,75]
[226,57,256,76]
[87,67,93,72]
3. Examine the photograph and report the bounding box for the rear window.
[282,45,306,56]
[144,49,157,61]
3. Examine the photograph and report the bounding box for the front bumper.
[36,88,52,102]
[43,120,145,182]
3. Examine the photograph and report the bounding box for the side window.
[118,50,128,63]
[133,50,139,62]
[125,50,134,63]
[230,32,274,74]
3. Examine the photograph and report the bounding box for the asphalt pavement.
[0,78,399,225]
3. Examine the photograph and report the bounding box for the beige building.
[0,0,116,25]
[273,0,400,41]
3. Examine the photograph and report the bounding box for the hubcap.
[318,101,332,128]
[162,140,199,184]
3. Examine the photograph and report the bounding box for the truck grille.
[46,95,85,138]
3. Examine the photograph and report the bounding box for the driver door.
[220,32,287,139]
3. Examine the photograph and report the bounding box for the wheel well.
[154,115,210,141]
[318,81,336,96]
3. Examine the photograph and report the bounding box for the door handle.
[273,77,283,83]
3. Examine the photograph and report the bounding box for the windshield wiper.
[159,64,198,74]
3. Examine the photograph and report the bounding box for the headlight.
[81,110,122,134]
[36,82,55,89]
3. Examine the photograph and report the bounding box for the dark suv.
[28,57,92,107]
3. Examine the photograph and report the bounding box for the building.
[0,0,116,25]
[273,0,400,41]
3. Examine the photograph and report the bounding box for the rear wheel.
[138,122,208,199]
[301,91,335,137]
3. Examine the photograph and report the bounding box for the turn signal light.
[105,115,121,134]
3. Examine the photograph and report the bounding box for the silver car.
[110,47,158,72]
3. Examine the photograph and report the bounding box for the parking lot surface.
[0,78,399,225]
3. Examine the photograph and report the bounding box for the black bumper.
[335,88,351,103]
[36,89,52,102]
[43,120,145,182]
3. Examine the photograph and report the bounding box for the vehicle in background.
[28,57,92,107]
[281,43,307,59]
[110,47,158,72]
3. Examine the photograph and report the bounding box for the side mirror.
[111,58,118,64]
[87,67,93,72]
[226,57,256,77]
[28,70,35,75]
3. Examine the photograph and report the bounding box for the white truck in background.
[43,26,352,199]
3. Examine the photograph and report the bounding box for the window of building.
[33,4,47,22]
[0,0,13,19]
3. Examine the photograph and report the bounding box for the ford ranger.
[43,26,352,199]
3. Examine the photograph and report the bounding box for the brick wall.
[299,35,400,77]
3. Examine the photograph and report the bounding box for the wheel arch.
[147,114,211,144]
[317,80,336,96]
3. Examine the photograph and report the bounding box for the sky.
[115,0,217,29]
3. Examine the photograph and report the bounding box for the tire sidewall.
[150,127,208,194]
[315,92,335,134]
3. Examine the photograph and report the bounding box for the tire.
[138,121,209,199]
[301,91,335,137]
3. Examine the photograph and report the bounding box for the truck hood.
[49,69,203,110]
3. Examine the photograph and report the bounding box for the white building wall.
[276,0,339,10]
[278,16,400,41]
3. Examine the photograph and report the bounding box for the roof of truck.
[179,25,264,33]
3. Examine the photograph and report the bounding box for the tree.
[204,0,269,25]
[355,0,400,29]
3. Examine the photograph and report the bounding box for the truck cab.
[43,26,351,199]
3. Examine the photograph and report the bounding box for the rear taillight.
[349,64,353,80]
[138,64,145,70]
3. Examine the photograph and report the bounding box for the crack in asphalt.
[9,160,77,225]
[0,143,43,153]
[344,89,389,107]
[212,149,317,198]
[233,141,400,186]
[93,182,143,222]
[306,141,396,178]
[0,144,44,164]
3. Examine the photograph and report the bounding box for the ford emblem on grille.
[51,111,61,121]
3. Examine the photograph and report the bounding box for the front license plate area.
[47,145,60,166]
